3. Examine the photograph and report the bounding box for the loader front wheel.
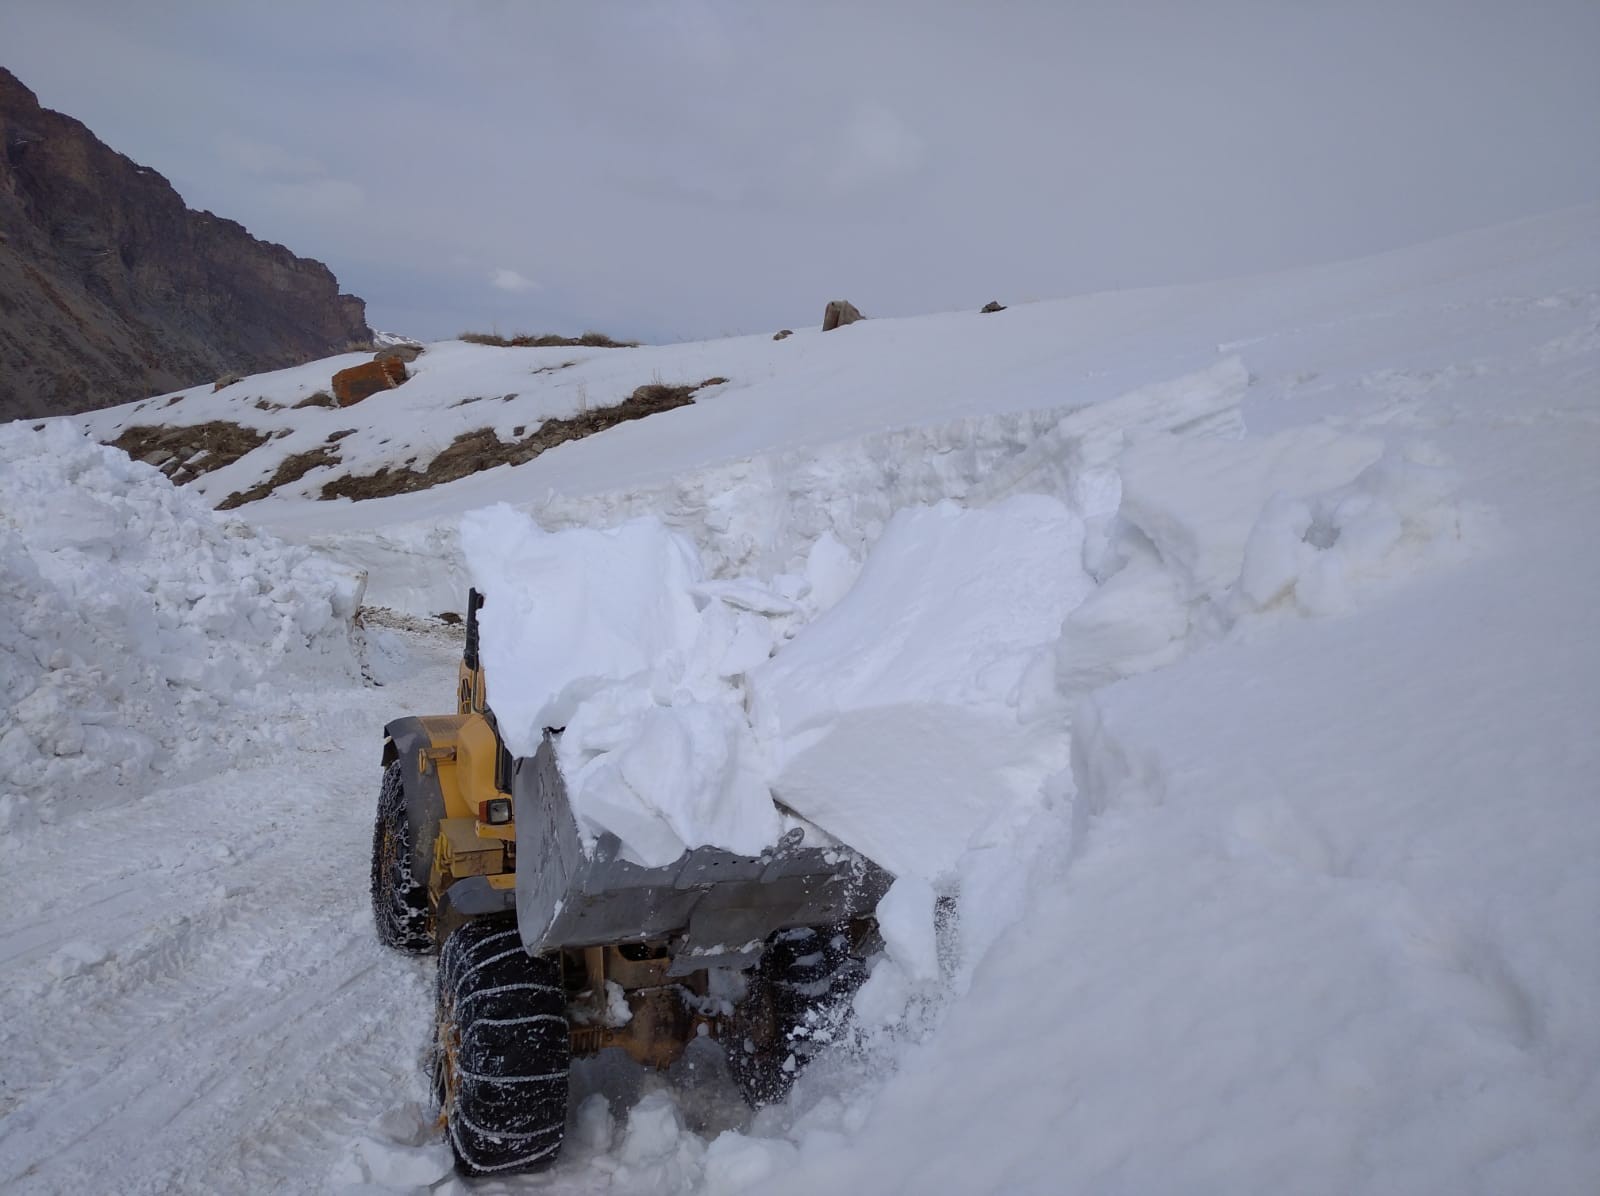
[435,915,570,1176]
[729,925,866,1107]
[370,761,433,953]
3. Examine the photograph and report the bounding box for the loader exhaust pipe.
[463,587,485,671]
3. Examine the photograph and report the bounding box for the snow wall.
[0,424,365,827]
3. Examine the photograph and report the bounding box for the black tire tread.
[731,925,865,1107]
[437,915,569,1176]
[370,761,433,954]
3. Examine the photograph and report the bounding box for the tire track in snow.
[0,633,455,1195]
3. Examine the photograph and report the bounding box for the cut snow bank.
[0,425,363,827]
[1058,429,1477,692]
[297,357,1251,620]
[462,370,1473,892]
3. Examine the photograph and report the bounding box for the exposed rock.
[822,300,864,332]
[292,391,336,410]
[332,357,408,408]
[0,67,372,422]
[981,300,1007,313]
[109,421,269,485]
[773,329,793,341]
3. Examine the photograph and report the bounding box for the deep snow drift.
[3,205,1597,1196]
[0,423,363,830]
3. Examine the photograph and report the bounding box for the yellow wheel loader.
[370,590,889,1176]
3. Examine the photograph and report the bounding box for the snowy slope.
[3,205,1597,1194]
[733,312,1600,1195]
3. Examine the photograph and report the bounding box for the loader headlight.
[479,798,513,825]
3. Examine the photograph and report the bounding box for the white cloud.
[491,268,538,293]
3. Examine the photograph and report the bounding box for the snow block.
[751,495,1090,882]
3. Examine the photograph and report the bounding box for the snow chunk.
[605,1090,706,1189]
[751,495,1091,882]
[1235,444,1471,616]
[800,530,860,614]
[463,504,785,864]
[875,875,940,983]
[461,504,706,745]
[703,1130,800,1193]
[561,691,782,867]
[1056,549,1190,692]
[46,940,112,981]
[1117,423,1384,598]
[332,1104,453,1189]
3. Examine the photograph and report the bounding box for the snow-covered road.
[0,631,451,1194]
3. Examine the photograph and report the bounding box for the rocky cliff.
[0,68,371,421]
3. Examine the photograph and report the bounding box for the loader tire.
[730,925,866,1107]
[435,915,569,1176]
[370,761,433,954]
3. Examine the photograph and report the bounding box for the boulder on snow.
[821,300,864,332]
[981,300,1007,313]
[773,329,794,341]
[332,357,407,407]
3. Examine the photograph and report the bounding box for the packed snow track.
[0,629,451,1193]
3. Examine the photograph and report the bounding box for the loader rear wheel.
[370,761,433,953]
[729,925,866,1107]
[435,915,569,1176]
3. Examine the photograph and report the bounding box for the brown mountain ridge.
[0,66,371,422]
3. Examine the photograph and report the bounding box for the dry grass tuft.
[218,444,342,510]
[458,330,640,349]
[320,377,719,502]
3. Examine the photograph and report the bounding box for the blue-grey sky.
[4,1,1597,343]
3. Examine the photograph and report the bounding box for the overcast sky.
[4,1,1597,343]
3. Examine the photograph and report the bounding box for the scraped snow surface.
[5,206,1599,1194]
